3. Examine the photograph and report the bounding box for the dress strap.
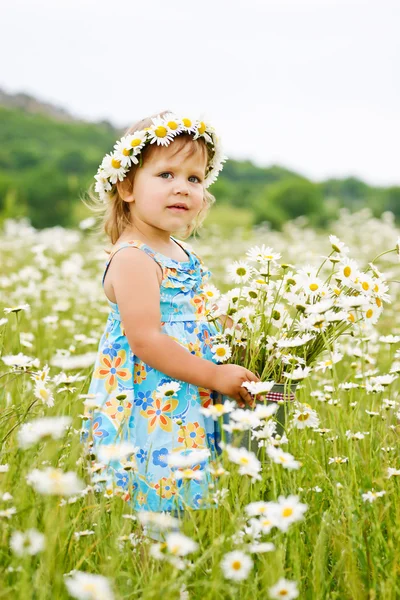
[101,239,163,287]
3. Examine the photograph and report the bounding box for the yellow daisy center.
[167,120,179,130]
[83,584,98,593]
[240,457,249,464]
[309,283,318,291]
[216,348,227,357]
[282,507,293,517]
[182,118,192,127]
[155,126,168,138]
[122,148,131,156]
[297,413,310,421]
[236,267,247,276]
[362,281,370,291]
[111,158,121,169]
[348,313,355,323]
[373,284,379,292]
[376,298,382,308]
[366,309,373,319]
[198,121,206,134]
[214,405,225,414]
[278,590,289,596]
[232,561,242,571]
[130,138,142,147]
[344,266,351,277]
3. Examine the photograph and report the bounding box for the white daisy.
[269,495,308,532]
[241,380,275,395]
[246,245,281,264]
[314,351,343,373]
[4,303,30,314]
[225,445,261,479]
[336,258,360,285]
[33,383,55,408]
[292,405,320,429]
[147,117,175,146]
[162,113,182,136]
[248,542,275,553]
[266,446,301,470]
[221,550,253,581]
[329,235,349,254]
[354,272,375,296]
[10,529,45,556]
[178,116,198,134]
[157,381,181,397]
[137,511,179,529]
[97,442,138,464]
[294,273,325,297]
[167,449,210,468]
[26,468,85,496]
[227,261,253,284]
[245,501,271,517]
[379,335,400,344]
[361,303,382,325]
[113,137,139,168]
[100,153,127,184]
[17,416,72,449]
[203,283,221,302]
[199,401,235,420]
[387,467,400,478]
[361,489,386,503]
[125,130,147,154]
[211,343,232,363]
[64,571,114,600]
[283,366,312,381]
[165,532,198,556]
[269,578,299,599]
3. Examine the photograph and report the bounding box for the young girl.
[81,111,258,516]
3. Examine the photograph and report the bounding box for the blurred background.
[0,0,399,234]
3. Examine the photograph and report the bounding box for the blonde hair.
[84,110,216,244]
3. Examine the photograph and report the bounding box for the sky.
[2,0,399,186]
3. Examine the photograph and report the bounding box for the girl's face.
[126,141,207,236]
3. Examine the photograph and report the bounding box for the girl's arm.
[107,248,256,404]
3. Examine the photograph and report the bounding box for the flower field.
[1,209,400,599]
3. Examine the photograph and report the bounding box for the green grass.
[1,213,400,599]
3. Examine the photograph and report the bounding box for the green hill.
[0,95,398,230]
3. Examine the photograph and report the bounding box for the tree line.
[1,106,399,230]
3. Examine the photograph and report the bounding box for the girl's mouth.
[167,205,189,212]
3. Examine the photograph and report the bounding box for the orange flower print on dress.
[103,395,133,424]
[133,362,147,384]
[136,491,148,506]
[94,349,131,393]
[140,397,179,434]
[177,422,206,449]
[190,294,206,317]
[188,340,202,357]
[199,387,213,408]
[154,476,177,499]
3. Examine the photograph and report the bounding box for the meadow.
[1,208,400,600]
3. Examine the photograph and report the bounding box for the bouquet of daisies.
[208,235,395,386]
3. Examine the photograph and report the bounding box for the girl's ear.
[116,177,134,203]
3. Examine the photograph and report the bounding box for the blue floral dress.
[81,237,222,512]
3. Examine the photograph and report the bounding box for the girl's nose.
[174,180,189,195]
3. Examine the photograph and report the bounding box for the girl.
[81,111,258,516]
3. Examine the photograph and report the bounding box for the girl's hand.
[211,364,259,408]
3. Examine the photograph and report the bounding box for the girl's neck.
[119,225,174,252]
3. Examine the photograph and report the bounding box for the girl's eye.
[189,175,201,183]
[159,172,172,179]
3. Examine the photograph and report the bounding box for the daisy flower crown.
[94,113,227,202]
